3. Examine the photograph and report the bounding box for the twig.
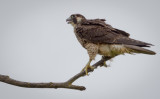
[66,56,111,84]
[0,56,111,91]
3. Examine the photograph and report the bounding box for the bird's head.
[66,14,86,27]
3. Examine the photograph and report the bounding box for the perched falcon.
[66,14,156,75]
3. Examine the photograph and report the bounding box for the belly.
[98,44,130,57]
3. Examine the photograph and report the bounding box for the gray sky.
[0,0,160,99]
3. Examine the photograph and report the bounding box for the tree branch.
[0,56,111,91]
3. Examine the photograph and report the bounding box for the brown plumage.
[66,14,156,75]
[75,19,150,47]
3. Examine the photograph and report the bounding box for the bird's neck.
[72,23,82,28]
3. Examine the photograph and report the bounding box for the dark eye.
[71,15,74,18]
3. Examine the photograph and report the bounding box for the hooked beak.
[66,17,72,24]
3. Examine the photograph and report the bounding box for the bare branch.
[0,56,111,91]
[0,74,85,90]
[66,56,111,84]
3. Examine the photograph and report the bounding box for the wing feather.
[76,25,152,47]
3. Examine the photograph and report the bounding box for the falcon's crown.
[66,14,86,25]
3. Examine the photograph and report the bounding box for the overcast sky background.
[0,0,160,99]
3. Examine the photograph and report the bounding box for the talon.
[82,59,95,75]
[100,61,107,67]
[81,59,94,75]
[100,56,111,67]
[82,65,94,75]
[103,61,107,67]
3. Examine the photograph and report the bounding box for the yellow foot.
[100,56,111,67]
[100,61,107,67]
[82,64,94,75]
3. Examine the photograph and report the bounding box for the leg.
[82,43,98,75]
[100,56,112,67]
[82,58,94,75]
[100,56,108,67]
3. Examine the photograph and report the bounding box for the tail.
[124,45,156,55]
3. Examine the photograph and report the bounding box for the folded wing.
[76,25,152,47]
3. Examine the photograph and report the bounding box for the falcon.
[66,14,156,75]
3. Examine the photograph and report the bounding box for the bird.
[66,14,156,75]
